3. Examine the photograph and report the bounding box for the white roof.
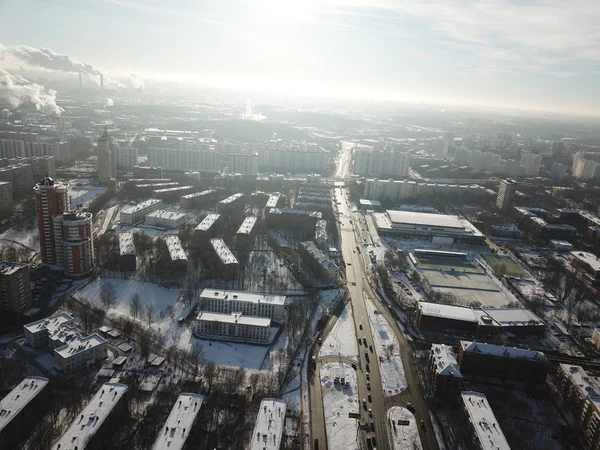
[153,186,194,193]
[136,182,179,188]
[237,216,257,235]
[482,308,544,327]
[387,210,464,229]
[570,251,600,272]
[196,311,271,327]
[195,213,220,232]
[118,232,135,256]
[121,198,162,214]
[0,261,28,276]
[0,377,49,433]
[431,344,462,378]
[164,235,187,261]
[219,192,244,204]
[146,209,188,221]
[24,312,74,335]
[153,393,204,450]
[461,391,511,450]
[300,241,339,271]
[180,189,215,199]
[54,333,106,360]
[266,193,281,208]
[53,383,128,450]
[199,289,286,306]
[460,341,547,362]
[559,364,600,400]
[268,208,322,218]
[419,302,478,323]
[210,238,238,265]
[249,399,287,450]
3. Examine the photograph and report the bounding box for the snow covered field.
[365,295,407,396]
[320,362,360,450]
[0,226,40,251]
[319,300,358,362]
[69,185,107,209]
[388,407,422,450]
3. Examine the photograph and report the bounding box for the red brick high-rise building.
[33,176,68,264]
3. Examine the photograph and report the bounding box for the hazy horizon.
[1,0,600,117]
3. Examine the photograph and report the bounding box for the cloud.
[0,69,62,115]
[0,44,99,75]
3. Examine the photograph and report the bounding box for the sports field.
[483,254,530,278]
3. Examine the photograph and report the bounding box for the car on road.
[371,436,377,448]
[359,323,363,330]
[362,398,367,409]
[347,262,352,266]
[334,377,340,384]
[368,408,373,417]
[367,382,371,391]
[369,345,374,353]
[406,402,415,413]
[365,352,370,363]
[363,337,367,346]
[420,420,426,431]
[368,394,372,402]
[374,309,381,314]
[314,438,319,450]
[366,364,370,373]
[366,373,370,381]
[318,338,322,345]
[352,363,357,370]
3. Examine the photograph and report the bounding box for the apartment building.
[179,189,217,209]
[120,199,163,225]
[363,179,488,203]
[0,262,32,315]
[153,393,204,450]
[194,312,271,344]
[217,192,245,214]
[0,162,33,194]
[460,391,511,450]
[0,181,12,215]
[194,213,221,240]
[209,238,238,280]
[427,344,463,405]
[298,241,339,282]
[229,152,259,176]
[153,185,194,201]
[147,144,220,173]
[353,148,410,178]
[496,179,516,211]
[118,232,136,271]
[249,399,287,450]
[257,143,329,174]
[133,165,164,178]
[164,235,188,274]
[236,216,258,247]
[145,210,189,229]
[199,289,286,322]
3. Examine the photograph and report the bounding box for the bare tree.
[384,343,396,360]
[130,293,141,319]
[145,303,156,327]
[165,305,175,322]
[100,281,117,310]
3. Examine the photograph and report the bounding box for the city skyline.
[0,0,599,116]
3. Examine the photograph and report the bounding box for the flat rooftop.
[24,312,74,335]
[388,210,464,229]
[268,208,322,218]
[266,193,281,208]
[136,182,179,189]
[483,308,545,328]
[210,238,238,265]
[146,210,188,221]
[118,232,135,256]
[460,341,547,362]
[0,377,49,434]
[570,251,600,272]
[0,261,28,276]
[180,189,215,199]
[195,213,220,232]
[164,235,187,261]
[431,344,462,378]
[559,364,600,399]
[200,289,286,306]
[250,399,287,450]
[419,302,478,323]
[153,393,204,450]
[121,199,162,214]
[461,391,511,450]
[359,199,382,207]
[219,192,244,204]
[53,383,128,450]
[237,216,257,235]
[196,311,271,327]
[54,333,106,360]
[153,186,194,193]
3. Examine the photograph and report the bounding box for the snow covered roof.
[570,251,600,272]
[121,198,162,214]
[387,210,465,229]
[0,377,49,434]
[210,238,238,265]
[195,213,220,232]
[118,232,135,256]
[431,344,462,378]
[237,216,257,235]
[559,364,600,400]
[196,312,271,327]
[460,341,547,362]
[482,308,544,328]
[153,186,194,193]
[249,399,287,450]
[461,391,511,450]
[0,261,28,276]
[164,235,187,262]
[180,189,215,199]
[266,193,281,208]
[54,333,106,360]
[24,311,74,335]
[268,208,322,218]
[199,289,286,306]
[219,192,244,204]
[153,393,204,450]
[136,182,179,189]
[419,302,478,323]
[146,210,188,221]
[53,383,128,450]
[300,241,339,271]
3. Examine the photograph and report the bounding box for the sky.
[1,0,600,115]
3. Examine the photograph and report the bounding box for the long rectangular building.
[194,312,271,344]
[209,238,238,280]
[179,189,217,209]
[52,383,128,450]
[120,199,163,225]
[145,210,188,229]
[153,393,204,450]
[118,232,136,271]
[199,289,286,322]
[249,399,287,450]
[194,213,221,239]
[461,391,511,450]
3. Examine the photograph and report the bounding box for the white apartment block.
[229,152,259,176]
[147,144,221,172]
[0,181,12,214]
[257,144,329,173]
[164,235,187,263]
[199,289,286,322]
[353,148,410,178]
[363,179,487,203]
[23,312,74,348]
[153,393,204,450]
[120,198,163,225]
[117,144,139,170]
[249,399,287,450]
[145,210,189,229]
[194,311,271,344]
[0,139,25,158]
[0,376,49,437]
[520,152,542,176]
[572,152,600,180]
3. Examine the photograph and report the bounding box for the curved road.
[308,185,439,450]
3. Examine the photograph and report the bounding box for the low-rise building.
[145,210,189,229]
[179,189,217,209]
[199,289,286,322]
[120,199,163,225]
[0,377,49,449]
[118,232,136,271]
[458,341,548,382]
[569,251,600,286]
[153,393,204,450]
[298,241,339,281]
[581,395,600,450]
[265,193,282,213]
[236,216,257,247]
[266,208,322,234]
[23,312,74,348]
[249,399,287,450]
[133,165,164,178]
[217,192,245,215]
[194,213,221,240]
[194,311,271,344]
[52,383,128,450]
[153,185,195,201]
[209,238,238,280]
[427,344,463,405]
[554,364,600,422]
[164,235,188,274]
[0,262,32,314]
[460,391,511,450]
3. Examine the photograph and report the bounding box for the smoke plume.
[0,69,62,115]
[106,97,114,107]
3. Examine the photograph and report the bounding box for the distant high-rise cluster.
[572,152,600,181]
[34,176,94,278]
[520,152,542,177]
[353,147,410,178]
[228,152,259,176]
[147,142,220,173]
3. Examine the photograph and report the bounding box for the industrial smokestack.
[100,73,104,90]
[79,72,82,90]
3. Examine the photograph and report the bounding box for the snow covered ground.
[365,295,407,396]
[320,362,360,450]
[319,300,359,362]
[388,407,422,450]
[0,226,40,251]
[69,185,107,209]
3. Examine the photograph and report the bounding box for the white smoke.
[106,97,114,107]
[0,69,62,115]
[92,74,145,91]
